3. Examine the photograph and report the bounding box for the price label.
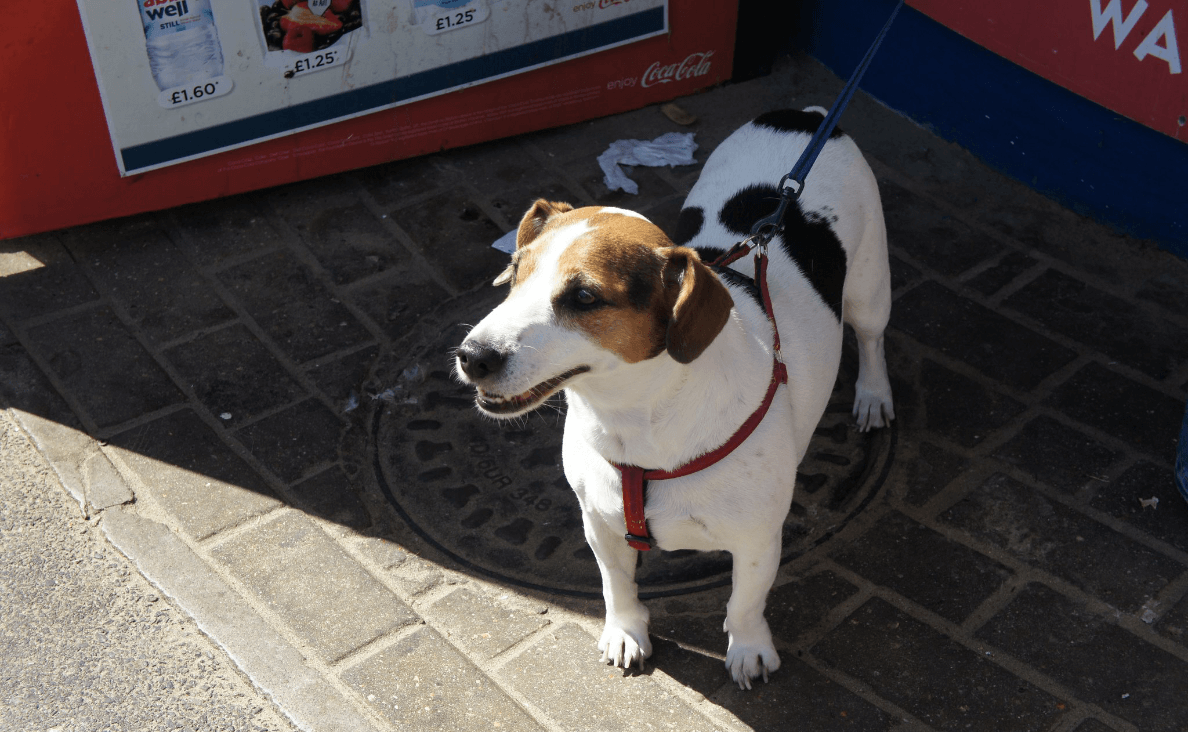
[425,2,489,35]
[286,47,350,77]
[308,0,331,15]
[156,76,234,109]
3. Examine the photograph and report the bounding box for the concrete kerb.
[10,408,132,518]
[3,393,383,732]
[99,506,385,732]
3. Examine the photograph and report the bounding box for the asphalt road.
[0,410,298,732]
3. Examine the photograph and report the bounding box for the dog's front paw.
[598,621,652,670]
[852,390,894,432]
[725,633,780,690]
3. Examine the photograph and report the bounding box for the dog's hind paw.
[598,623,652,670]
[725,640,781,690]
[852,391,894,432]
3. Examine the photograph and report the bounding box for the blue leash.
[748,0,904,245]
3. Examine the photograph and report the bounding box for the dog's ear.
[492,262,514,286]
[517,199,574,250]
[663,247,734,364]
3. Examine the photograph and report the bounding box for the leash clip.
[749,174,802,250]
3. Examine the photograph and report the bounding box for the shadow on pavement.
[4,53,1188,730]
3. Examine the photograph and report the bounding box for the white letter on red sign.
[1133,9,1182,74]
[1090,0,1148,50]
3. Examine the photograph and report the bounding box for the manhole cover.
[367,299,896,599]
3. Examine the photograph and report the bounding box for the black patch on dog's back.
[719,184,783,238]
[719,184,847,320]
[753,109,847,138]
[673,206,705,246]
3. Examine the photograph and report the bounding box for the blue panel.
[796,0,1188,257]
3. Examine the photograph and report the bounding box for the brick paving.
[2,53,1188,731]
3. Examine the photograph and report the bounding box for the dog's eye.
[576,289,597,305]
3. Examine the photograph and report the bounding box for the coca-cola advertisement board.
[1,1,733,239]
[77,0,668,175]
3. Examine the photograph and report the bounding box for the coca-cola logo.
[641,51,714,88]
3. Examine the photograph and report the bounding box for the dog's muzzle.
[456,341,508,381]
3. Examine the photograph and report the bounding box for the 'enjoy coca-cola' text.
[641,51,714,88]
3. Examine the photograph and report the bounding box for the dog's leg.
[584,515,652,669]
[843,216,895,431]
[850,320,894,431]
[723,535,782,689]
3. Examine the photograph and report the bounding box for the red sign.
[0,2,735,240]
[909,0,1186,141]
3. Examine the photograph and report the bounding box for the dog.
[455,107,894,689]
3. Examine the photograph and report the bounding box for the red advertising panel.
[0,1,736,241]
[909,0,1185,142]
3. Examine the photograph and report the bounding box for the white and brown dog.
[455,107,894,689]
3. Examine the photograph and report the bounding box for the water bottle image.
[137,0,225,91]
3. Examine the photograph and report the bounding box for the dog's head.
[455,200,734,418]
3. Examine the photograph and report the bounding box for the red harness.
[612,246,787,551]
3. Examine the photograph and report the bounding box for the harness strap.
[613,353,787,551]
[618,466,651,551]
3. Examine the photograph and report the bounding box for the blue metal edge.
[795,0,1187,258]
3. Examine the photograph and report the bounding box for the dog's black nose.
[457,341,507,380]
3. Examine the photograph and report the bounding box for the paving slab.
[107,408,282,541]
[164,323,308,428]
[233,398,346,484]
[894,281,1077,392]
[24,306,185,429]
[812,597,1067,732]
[428,587,551,659]
[1089,462,1188,554]
[964,250,1038,297]
[211,511,419,664]
[341,627,545,731]
[1004,269,1188,381]
[65,226,237,346]
[991,415,1121,494]
[902,442,970,507]
[501,623,721,732]
[765,570,861,646]
[878,178,1001,278]
[916,359,1026,448]
[171,192,288,268]
[977,583,1188,731]
[710,656,896,731]
[215,249,374,365]
[1046,363,1184,461]
[2,50,1188,732]
[832,510,1012,624]
[942,474,1183,613]
[0,233,100,321]
[270,195,408,288]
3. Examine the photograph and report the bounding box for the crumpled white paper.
[490,132,698,253]
[597,132,698,194]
